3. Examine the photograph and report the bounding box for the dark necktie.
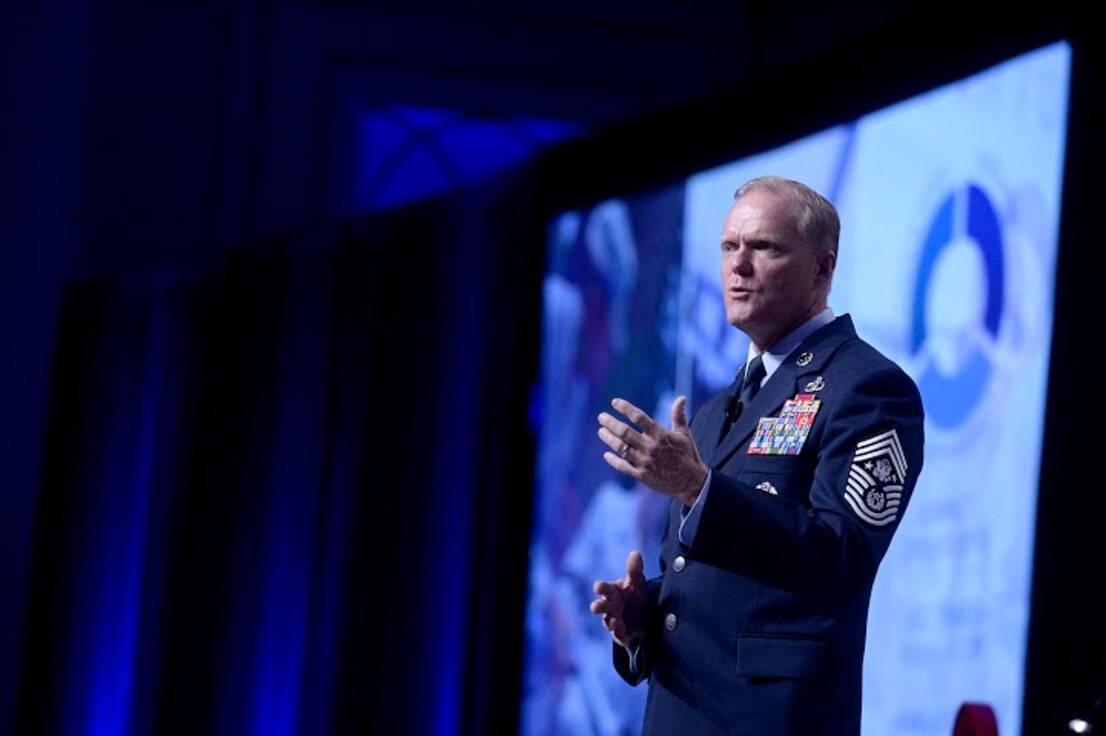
[720,354,766,440]
[738,354,766,410]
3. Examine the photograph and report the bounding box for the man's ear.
[815,250,837,285]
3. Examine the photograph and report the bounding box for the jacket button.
[672,556,686,572]
[664,613,678,631]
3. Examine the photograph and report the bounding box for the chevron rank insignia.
[844,428,907,527]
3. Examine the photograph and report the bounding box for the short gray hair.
[735,176,840,255]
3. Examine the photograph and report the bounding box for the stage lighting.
[1060,691,1105,734]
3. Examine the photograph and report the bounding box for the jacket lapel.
[708,315,856,468]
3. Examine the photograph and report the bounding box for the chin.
[727,310,757,330]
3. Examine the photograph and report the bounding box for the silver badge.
[804,376,825,392]
[843,428,908,527]
[796,352,813,366]
[755,481,778,495]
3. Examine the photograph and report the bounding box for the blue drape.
[15,178,541,735]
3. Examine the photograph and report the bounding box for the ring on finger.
[619,442,631,459]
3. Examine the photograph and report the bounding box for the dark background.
[2,1,1102,734]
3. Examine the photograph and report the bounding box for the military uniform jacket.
[614,314,925,736]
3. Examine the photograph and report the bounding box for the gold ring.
[619,443,630,459]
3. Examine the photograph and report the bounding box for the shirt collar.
[744,307,835,382]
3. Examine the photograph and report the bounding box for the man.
[591,176,925,735]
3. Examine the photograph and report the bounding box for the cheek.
[766,263,805,292]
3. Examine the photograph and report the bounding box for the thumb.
[670,395,689,431]
[626,550,645,583]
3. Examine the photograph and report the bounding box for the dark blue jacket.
[615,314,925,735]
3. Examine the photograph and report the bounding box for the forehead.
[721,189,802,240]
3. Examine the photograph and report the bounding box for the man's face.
[719,188,833,350]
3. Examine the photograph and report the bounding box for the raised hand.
[590,550,648,648]
[597,396,708,507]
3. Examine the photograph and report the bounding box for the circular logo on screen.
[910,183,1004,429]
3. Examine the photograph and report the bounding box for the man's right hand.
[590,550,647,648]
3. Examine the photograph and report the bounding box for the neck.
[751,300,827,353]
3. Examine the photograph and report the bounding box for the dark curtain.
[15,172,543,736]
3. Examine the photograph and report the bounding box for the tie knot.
[739,355,766,406]
[746,354,765,379]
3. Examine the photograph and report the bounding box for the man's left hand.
[598,396,708,507]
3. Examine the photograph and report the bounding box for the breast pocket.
[736,454,814,503]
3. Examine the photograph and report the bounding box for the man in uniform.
[591,176,925,735]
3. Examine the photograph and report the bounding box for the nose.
[725,246,753,275]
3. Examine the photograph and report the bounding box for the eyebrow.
[721,235,784,247]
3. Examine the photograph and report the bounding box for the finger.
[670,395,689,431]
[593,580,621,598]
[592,594,623,619]
[602,450,643,479]
[626,550,645,584]
[610,398,660,437]
[607,618,627,641]
[597,412,644,447]
[597,426,637,459]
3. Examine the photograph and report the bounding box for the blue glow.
[84,300,168,736]
[351,105,582,213]
[439,123,532,181]
[371,144,455,210]
[249,292,328,736]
